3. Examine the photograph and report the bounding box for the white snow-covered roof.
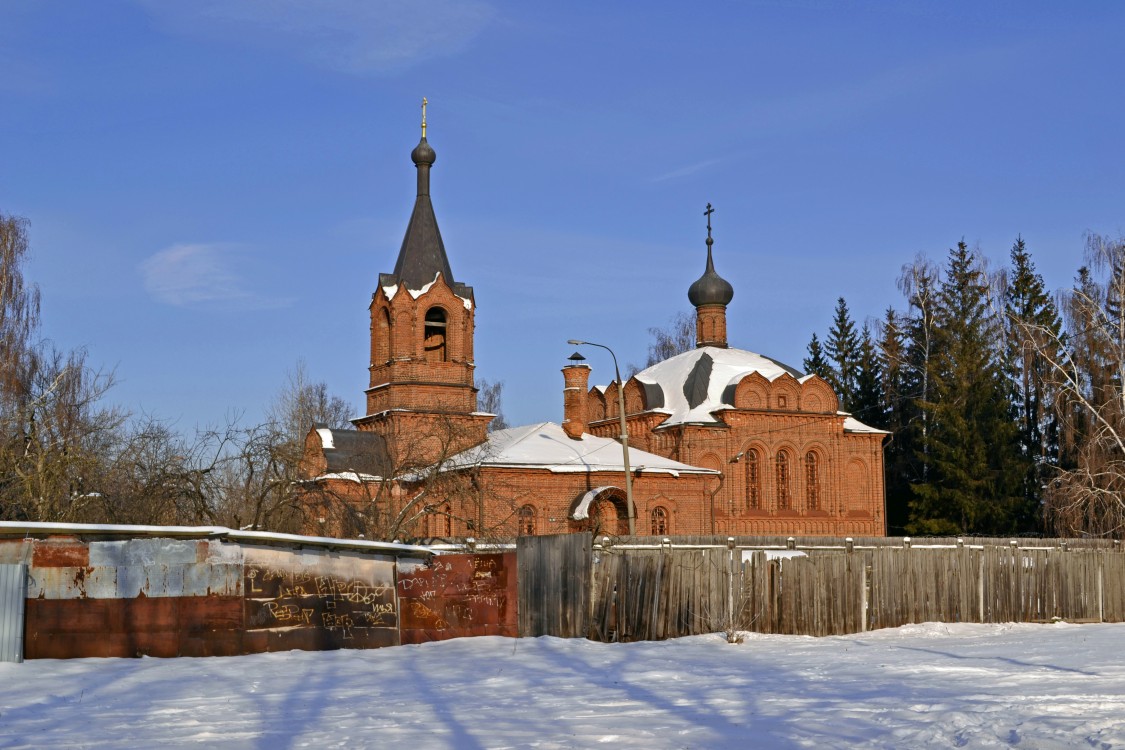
[841,414,891,435]
[627,346,811,426]
[447,422,719,476]
[0,521,434,556]
[382,272,472,310]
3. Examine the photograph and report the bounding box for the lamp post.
[568,339,636,536]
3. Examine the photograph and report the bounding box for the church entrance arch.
[570,487,629,536]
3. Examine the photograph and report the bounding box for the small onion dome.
[688,244,734,307]
[411,137,436,166]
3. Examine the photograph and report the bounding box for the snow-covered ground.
[1,622,1123,749]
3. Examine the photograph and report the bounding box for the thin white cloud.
[141,243,291,310]
[651,157,727,184]
[130,0,496,75]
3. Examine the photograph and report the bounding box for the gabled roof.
[311,426,391,480]
[447,422,719,476]
[841,414,891,435]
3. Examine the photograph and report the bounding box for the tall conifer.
[1003,237,1063,530]
[853,324,886,428]
[909,242,1023,535]
[803,333,831,380]
[878,307,911,533]
[825,297,860,410]
[897,257,940,500]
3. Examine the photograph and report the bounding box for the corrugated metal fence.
[0,564,27,662]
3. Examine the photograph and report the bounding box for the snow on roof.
[0,521,434,556]
[448,422,720,476]
[407,274,439,299]
[381,273,472,310]
[305,471,383,483]
[627,346,810,426]
[841,414,891,435]
[316,427,335,450]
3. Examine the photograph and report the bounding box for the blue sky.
[2,1,1124,431]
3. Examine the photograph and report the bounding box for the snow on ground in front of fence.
[1,622,1124,749]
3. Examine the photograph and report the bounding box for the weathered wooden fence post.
[1098,557,1105,623]
[726,537,736,636]
[978,545,986,623]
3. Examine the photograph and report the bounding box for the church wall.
[298,466,717,540]
[418,467,717,539]
[590,408,886,538]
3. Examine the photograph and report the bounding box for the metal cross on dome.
[704,203,714,239]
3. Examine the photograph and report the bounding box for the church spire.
[384,98,468,297]
[688,203,734,348]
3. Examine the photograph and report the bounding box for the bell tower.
[355,100,491,457]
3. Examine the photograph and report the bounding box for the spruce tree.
[1003,237,1063,531]
[825,297,860,410]
[852,324,886,428]
[803,333,832,380]
[909,242,1023,535]
[878,307,911,533]
[897,257,940,505]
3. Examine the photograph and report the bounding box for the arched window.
[776,451,792,510]
[442,503,452,537]
[805,451,820,511]
[518,505,536,536]
[651,507,668,535]
[424,307,447,362]
[375,308,391,363]
[744,449,761,511]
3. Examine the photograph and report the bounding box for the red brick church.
[300,111,887,540]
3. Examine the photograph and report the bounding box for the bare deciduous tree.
[477,378,507,432]
[1012,234,1125,535]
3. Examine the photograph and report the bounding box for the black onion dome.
[411,137,436,165]
[688,244,734,307]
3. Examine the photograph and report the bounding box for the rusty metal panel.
[398,552,518,645]
[242,546,398,652]
[0,564,26,662]
[31,540,89,568]
[29,560,241,601]
[81,565,118,598]
[27,566,93,600]
[25,596,244,659]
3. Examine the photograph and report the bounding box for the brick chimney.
[562,364,591,439]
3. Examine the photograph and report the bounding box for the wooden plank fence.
[517,535,1125,641]
[588,548,728,642]
[517,533,591,637]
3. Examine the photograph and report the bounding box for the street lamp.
[568,339,636,536]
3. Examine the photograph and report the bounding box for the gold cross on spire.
[421,97,428,138]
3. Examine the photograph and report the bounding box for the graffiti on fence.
[397,552,517,643]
